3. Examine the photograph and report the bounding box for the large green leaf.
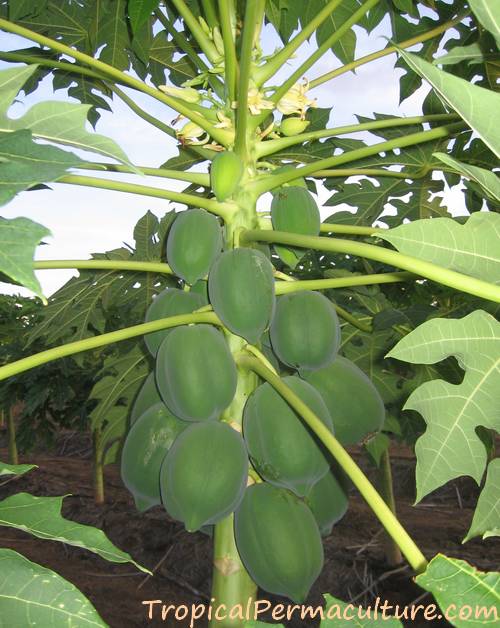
[128,0,160,33]
[0,548,108,627]
[321,594,403,626]
[0,460,37,477]
[0,217,50,299]
[306,0,360,65]
[95,0,130,71]
[0,492,149,572]
[90,346,149,465]
[398,50,500,159]
[415,554,500,626]
[433,152,500,205]
[387,310,500,501]
[0,65,133,166]
[464,458,500,542]
[469,0,500,48]
[377,212,500,286]
[0,129,82,206]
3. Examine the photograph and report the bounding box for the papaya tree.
[0,0,499,625]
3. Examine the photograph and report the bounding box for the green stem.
[320,223,381,236]
[0,18,229,144]
[241,230,500,303]
[254,0,343,86]
[78,162,210,187]
[210,515,258,628]
[274,271,414,294]
[309,12,469,89]
[93,430,105,505]
[333,304,372,332]
[0,50,105,80]
[270,0,380,105]
[256,114,458,159]
[377,449,403,567]
[201,0,219,29]
[109,84,177,138]
[252,123,465,193]
[33,260,173,274]
[7,406,18,466]
[169,0,221,64]
[238,355,428,573]
[218,0,238,102]
[0,313,220,382]
[155,8,225,100]
[313,168,419,179]
[234,0,265,156]
[57,174,234,218]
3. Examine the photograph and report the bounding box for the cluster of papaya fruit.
[121,174,385,603]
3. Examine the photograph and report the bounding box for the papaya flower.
[177,121,209,145]
[277,79,317,119]
[246,87,275,116]
[158,85,202,104]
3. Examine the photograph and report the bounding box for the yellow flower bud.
[158,85,201,104]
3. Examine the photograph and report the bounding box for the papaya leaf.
[95,0,131,71]
[0,66,134,167]
[434,42,488,66]
[321,594,403,626]
[306,0,360,65]
[90,346,150,465]
[0,461,37,477]
[0,129,82,206]
[0,216,50,299]
[464,458,500,542]
[377,212,500,286]
[0,549,108,627]
[433,152,500,205]
[398,49,500,159]
[469,1,500,49]
[128,0,160,33]
[0,492,150,573]
[415,554,500,626]
[387,310,500,501]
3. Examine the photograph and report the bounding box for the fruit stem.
[218,0,238,102]
[241,230,500,303]
[93,430,105,505]
[237,354,428,574]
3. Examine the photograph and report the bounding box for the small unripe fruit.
[210,151,244,201]
[280,117,310,136]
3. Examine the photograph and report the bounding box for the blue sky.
[0,13,465,298]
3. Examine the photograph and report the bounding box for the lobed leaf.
[388,310,500,501]
[0,461,37,477]
[0,548,108,627]
[464,458,500,542]
[0,492,150,573]
[415,554,500,626]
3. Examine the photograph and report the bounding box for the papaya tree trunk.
[92,429,105,505]
[377,448,402,566]
[7,406,18,465]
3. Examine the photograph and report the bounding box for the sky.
[0,9,465,298]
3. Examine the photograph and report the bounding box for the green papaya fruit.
[209,248,275,344]
[166,209,223,284]
[243,376,332,496]
[156,324,237,421]
[270,291,341,371]
[303,356,385,445]
[144,287,205,356]
[304,469,348,536]
[121,403,186,512]
[160,421,248,532]
[234,483,323,603]
[280,117,310,136]
[271,186,320,268]
[130,372,162,424]
[210,151,244,201]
